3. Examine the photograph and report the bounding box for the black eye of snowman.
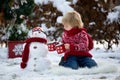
[33,46,37,49]
[38,31,41,33]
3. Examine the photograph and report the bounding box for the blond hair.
[62,11,84,28]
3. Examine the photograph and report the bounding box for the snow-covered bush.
[6,24,29,41]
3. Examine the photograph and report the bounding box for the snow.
[0,41,120,80]
[106,5,120,24]
[41,24,56,32]
[34,0,74,15]
[72,0,78,4]
[56,16,63,23]
[107,11,119,23]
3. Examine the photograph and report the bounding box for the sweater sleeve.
[70,31,89,51]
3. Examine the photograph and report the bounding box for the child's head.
[62,11,84,29]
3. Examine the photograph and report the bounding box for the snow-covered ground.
[0,41,120,80]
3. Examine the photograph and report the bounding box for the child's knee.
[86,60,97,68]
[64,63,79,69]
[60,60,79,69]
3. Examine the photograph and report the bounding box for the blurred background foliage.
[0,0,120,50]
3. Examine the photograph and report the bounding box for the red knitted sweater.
[62,27,93,60]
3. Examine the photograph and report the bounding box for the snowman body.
[26,42,50,71]
[21,27,51,71]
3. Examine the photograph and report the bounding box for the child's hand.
[64,43,70,50]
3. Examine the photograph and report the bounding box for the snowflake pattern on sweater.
[63,30,89,51]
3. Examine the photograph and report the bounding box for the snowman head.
[30,27,47,39]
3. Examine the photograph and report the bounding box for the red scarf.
[20,37,47,69]
[64,27,87,36]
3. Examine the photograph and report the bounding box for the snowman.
[20,27,51,71]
